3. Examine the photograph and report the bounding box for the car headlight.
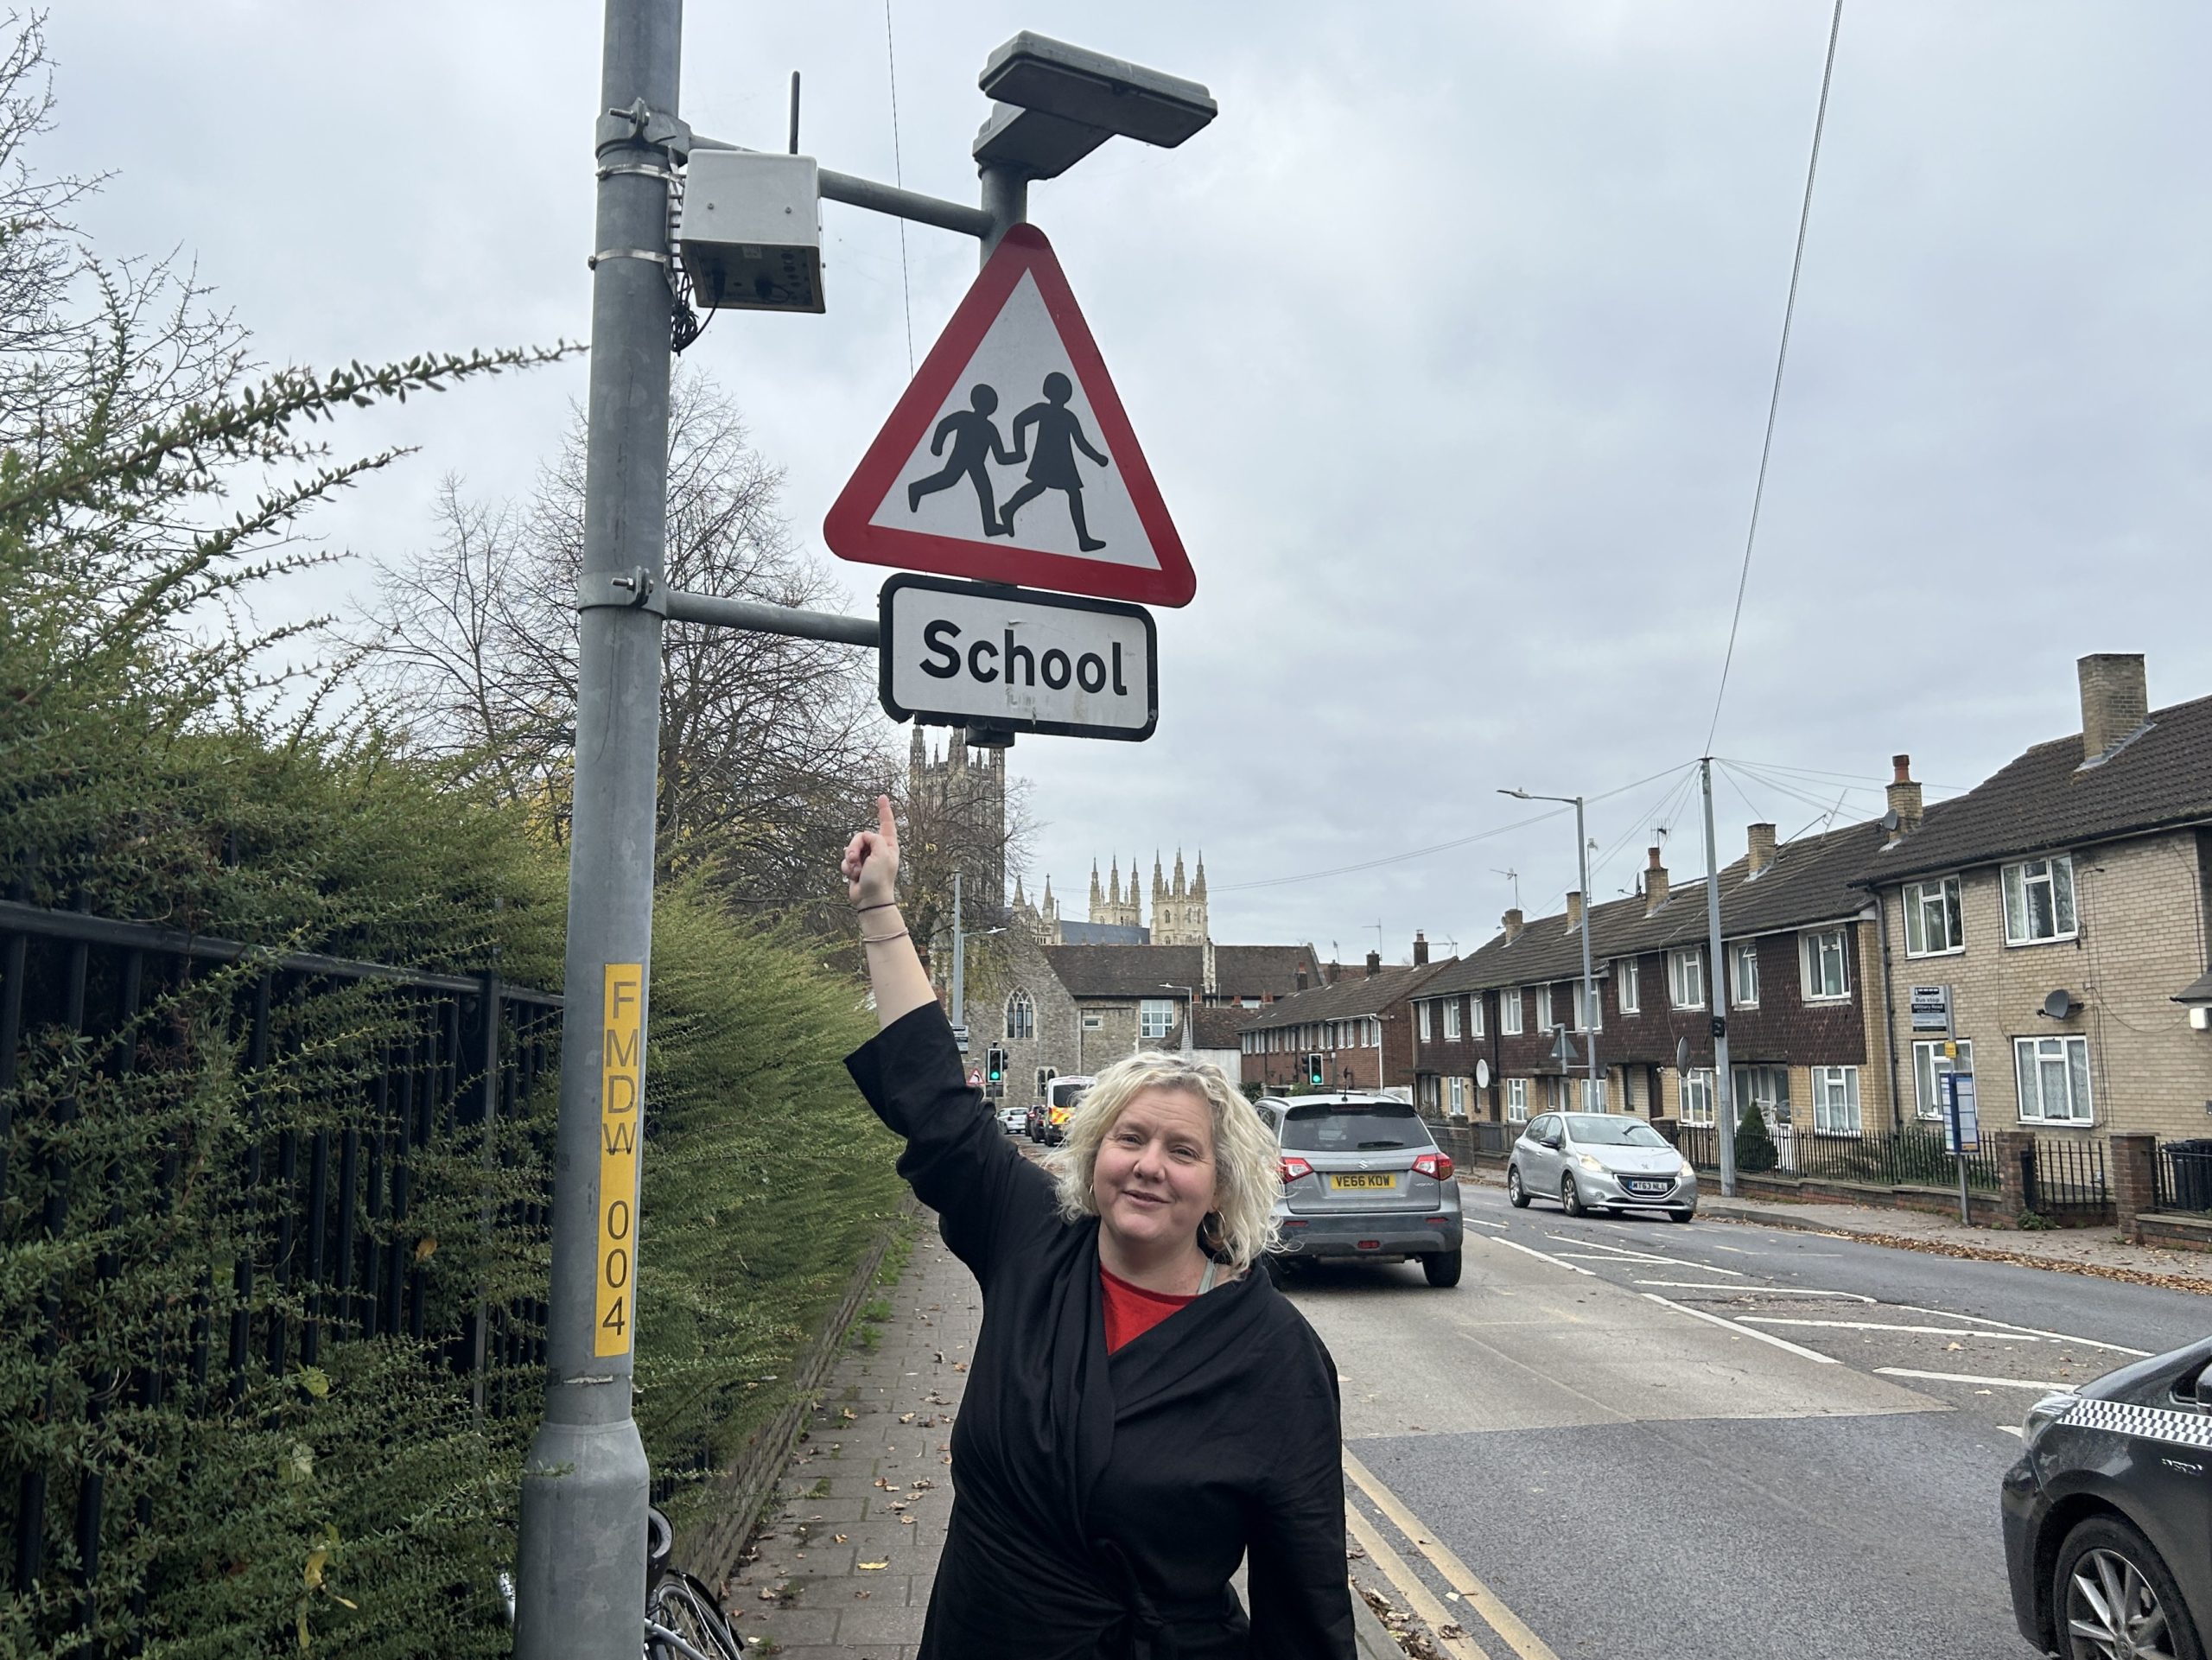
[1675,1159,1696,1180]
[2022,1390,2075,1446]
[1577,1154,1606,1173]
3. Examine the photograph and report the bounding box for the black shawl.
[846,1004,1356,1660]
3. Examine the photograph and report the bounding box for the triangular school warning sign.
[823,225,1194,608]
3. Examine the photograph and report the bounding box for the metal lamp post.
[513,13,1217,1657]
[1501,789,1599,1109]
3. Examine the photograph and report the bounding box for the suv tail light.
[1412,1151,1454,1182]
[1279,1155,1314,1185]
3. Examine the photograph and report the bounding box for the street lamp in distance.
[1499,787,1600,1108]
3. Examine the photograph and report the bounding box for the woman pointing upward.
[840,796,1355,1659]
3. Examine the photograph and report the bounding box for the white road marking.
[1632,1281,1876,1301]
[1640,1294,1838,1363]
[1463,1215,1511,1231]
[1545,1235,1747,1276]
[1344,1501,1492,1660]
[1891,1305,2152,1358]
[1343,1449,1564,1660]
[1997,1424,2024,1437]
[1702,1242,1762,1256]
[1739,1317,2042,1341]
[1482,1236,1596,1276]
[1875,1367,2076,1391]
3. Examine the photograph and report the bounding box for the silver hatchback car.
[1254,1094,1465,1286]
[1508,1111,1698,1221]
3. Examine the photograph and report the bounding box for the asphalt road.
[1287,1181,2212,1660]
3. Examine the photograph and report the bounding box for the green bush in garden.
[1732,1097,1780,1174]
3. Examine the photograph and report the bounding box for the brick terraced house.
[1237,949,1446,1097]
[1858,653,2212,1144]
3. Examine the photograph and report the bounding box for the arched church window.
[1006,991,1034,1040]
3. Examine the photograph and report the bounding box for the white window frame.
[1615,959,1641,1014]
[1809,1065,1861,1135]
[1572,979,1602,1033]
[1903,876,1964,958]
[1911,1039,1974,1122]
[1417,1001,1432,1041]
[1680,1068,1715,1126]
[2014,1034,2093,1125]
[1733,1064,1790,1128]
[1577,1077,1607,1111]
[1443,999,1462,1040]
[1729,942,1760,1008]
[1139,998,1174,1040]
[1501,989,1524,1036]
[1505,1078,1529,1122]
[1535,984,1554,1031]
[1799,929,1850,1003]
[2003,855,2077,946]
[1448,1076,1467,1117]
[1669,947,1706,1010]
[1468,996,1485,1039]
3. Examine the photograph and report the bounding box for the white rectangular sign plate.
[1909,983,1952,1034]
[879,574,1157,741]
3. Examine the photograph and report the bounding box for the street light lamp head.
[973,34,1217,180]
[1499,787,1532,800]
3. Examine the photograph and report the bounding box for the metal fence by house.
[2154,1139,2212,1216]
[1675,1120,1999,1192]
[0,894,561,1628]
[2022,1135,2110,1218]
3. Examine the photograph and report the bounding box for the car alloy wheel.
[1561,1174,1585,1218]
[2056,1517,2201,1660]
[1507,1166,1529,1208]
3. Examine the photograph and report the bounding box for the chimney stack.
[1412,931,1429,966]
[1295,963,1308,992]
[1502,907,1525,944]
[2078,652,2148,763]
[1565,891,1584,931]
[1326,958,1341,985]
[1643,848,1669,914]
[1886,755,1923,838]
[1365,949,1382,976]
[1746,823,1777,877]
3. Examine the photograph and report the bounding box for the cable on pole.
[884,0,916,376]
[1704,0,1846,755]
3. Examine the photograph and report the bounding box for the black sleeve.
[844,1002,1058,1279]
[1245,1332,1356,1658]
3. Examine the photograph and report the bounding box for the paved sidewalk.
[721,1208,1405,1657]
[1459,1165,2212,1290]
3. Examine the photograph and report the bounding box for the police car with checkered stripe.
[2003,1334,2212,1660]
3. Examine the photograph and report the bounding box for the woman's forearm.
[861,903,938,1030]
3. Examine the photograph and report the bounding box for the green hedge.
[1,339,904,1653]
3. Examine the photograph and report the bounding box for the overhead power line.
[1704,0,1847,754]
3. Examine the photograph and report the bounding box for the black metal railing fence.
[2023,1135,2110,1217]
[2156,1140,2212,1215]
[1675,1119,1999,1192]
[0,894,561,1644]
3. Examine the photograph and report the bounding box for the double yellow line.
[1342,1448,1560,1660]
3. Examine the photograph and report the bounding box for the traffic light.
[987,1046,1004,1084]
[1306,1053,1324,1087]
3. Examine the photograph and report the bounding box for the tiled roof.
[1055,919,1148,945]
[1240,962,1449,1028]
[1863,690,2212,883]
[1421,818,1884,995]
[1042,944,1203,997]
[1189,1005,1255,1048]
[2176,969,2212,1005]
[1214,944,1324,999]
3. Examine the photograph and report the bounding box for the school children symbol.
[823,225,1195,607]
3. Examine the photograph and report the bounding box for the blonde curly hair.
[1044,1051,1281,1275]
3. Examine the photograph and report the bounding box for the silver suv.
[1508,1111,1698,1221]
[1253,1094,1465,1287]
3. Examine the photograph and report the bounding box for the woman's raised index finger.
[876,794,896,843]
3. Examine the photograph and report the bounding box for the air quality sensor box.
[678,150,824,313]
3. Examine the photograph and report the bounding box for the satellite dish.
[1881,809,1901,832]
[1675,1036,1691,1072]
[2043,989,2078,1020]
[1476,1059,1491,1089]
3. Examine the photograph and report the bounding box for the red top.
[1099,1264,1197,1353]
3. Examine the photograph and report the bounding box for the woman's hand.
[842,795,901,908]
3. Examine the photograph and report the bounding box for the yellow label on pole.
[595,964,645,1358]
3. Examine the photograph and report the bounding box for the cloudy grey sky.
[51,3,2212,962]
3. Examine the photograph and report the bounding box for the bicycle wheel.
[645,1569,743,1660]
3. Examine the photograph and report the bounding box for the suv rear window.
[1279,1100,1433,1153]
